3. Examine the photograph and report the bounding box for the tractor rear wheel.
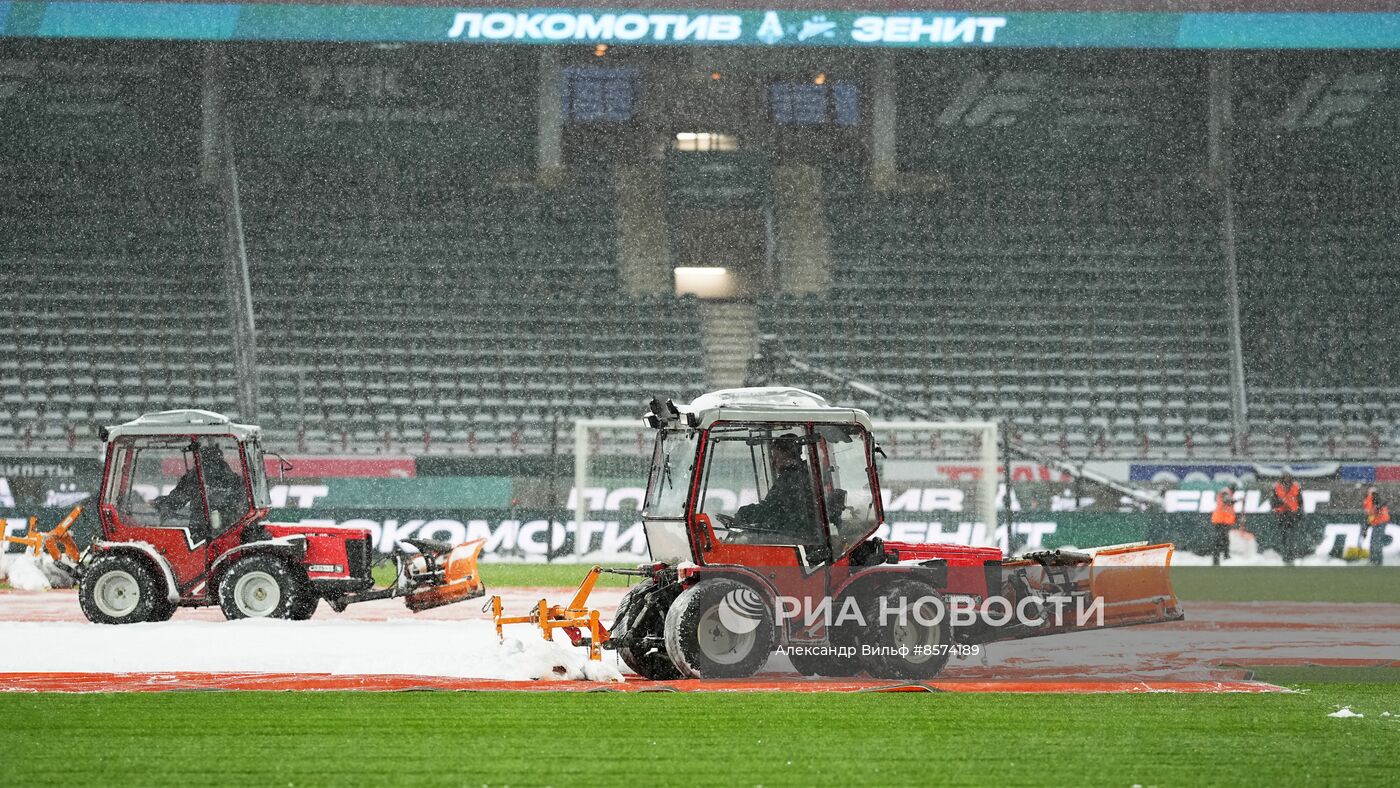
[664,578,774,679]
[79,554,165,625]
[613,578,682,681]
[856,579,952,680]
[218,555,299,620]
[289,590,320,621]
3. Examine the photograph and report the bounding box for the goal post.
[573,418,653,559]
[873,420,1000,548]
[570,417,1002,560]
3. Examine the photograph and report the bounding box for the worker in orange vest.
[1271,472,1303,566]
[1210,485,1240,566]
[1363,486,1391,566]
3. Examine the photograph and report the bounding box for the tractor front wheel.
[613,578,682,681]
[79,554,166,625]
[218,555,300,620]
[664,578,774,679]
[148,597,178,622]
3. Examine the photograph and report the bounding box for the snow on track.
[0,588,1395,685]
[0,618,624,682]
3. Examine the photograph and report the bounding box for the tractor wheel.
[288,590,320,621]
[79,554,164,625]
[664,578,774,679]
[148,597,178,622]
[787,648,863,678]
[218,555,299,620]
[856,579,952,680]
[613,579,682,681]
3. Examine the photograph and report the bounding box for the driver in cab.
[732,435,819,543]
[155,441,246,533]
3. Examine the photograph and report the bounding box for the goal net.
[569,418,1002,562]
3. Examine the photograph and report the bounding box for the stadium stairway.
[700,301,757,389]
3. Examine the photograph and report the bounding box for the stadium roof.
[132,0,1400,8]
[5,0,1400,48]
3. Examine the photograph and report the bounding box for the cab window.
[197,437,251,535]
[814,424,879,557]
[105,436,198,530]
[698,427,823,549]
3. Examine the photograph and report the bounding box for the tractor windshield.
[245,439,271,509]
[644,429,698,518]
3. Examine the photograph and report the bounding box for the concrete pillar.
[537,49,564,177]
[615,165,672,296]
[773,165,829,295]
[870,52,897,192]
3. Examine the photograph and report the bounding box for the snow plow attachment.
[399,538,487,612]
[0,506,82,564]
[1083,542,1182,628]
[992,542,1182,642]
[326,537,487,613]
[490,565,611,660]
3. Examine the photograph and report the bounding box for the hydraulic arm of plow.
[1,506,83,571]
[491,566,645,660]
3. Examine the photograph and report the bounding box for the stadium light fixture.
[673,266,734,299]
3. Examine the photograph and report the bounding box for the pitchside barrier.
[2,505,1395,565]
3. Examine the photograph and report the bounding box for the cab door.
[691,425,835,640]
[98,436,209,594]
[200,436,258,574]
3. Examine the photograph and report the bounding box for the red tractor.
[603,388,1182,680]
[74,410,483,624]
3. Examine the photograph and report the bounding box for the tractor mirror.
[270,452,292,484]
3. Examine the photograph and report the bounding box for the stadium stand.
[758,174,1236,457]
[0,164,227,449]
[1235,174,1399,456]
[236,165,706,452]
[0,44,1394,458]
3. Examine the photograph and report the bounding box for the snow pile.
[499,634,625,682]
[1328,707,1364,718]
[0,554,75,591]
[4,556,52,592]
[0,619,625,682]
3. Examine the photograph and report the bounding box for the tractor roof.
[103,410,261,442]
[681,387,874,431]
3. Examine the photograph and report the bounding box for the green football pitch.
[4,566,1397,785]
[4,682,1399,787]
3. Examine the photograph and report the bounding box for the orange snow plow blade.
[1086,543,1182,628]
[999,542,1182,640]
[401,538,487,612]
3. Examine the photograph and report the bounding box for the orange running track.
[0,671,1288,694]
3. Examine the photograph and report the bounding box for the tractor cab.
[642,388,883,572]
[97,410,274,591]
